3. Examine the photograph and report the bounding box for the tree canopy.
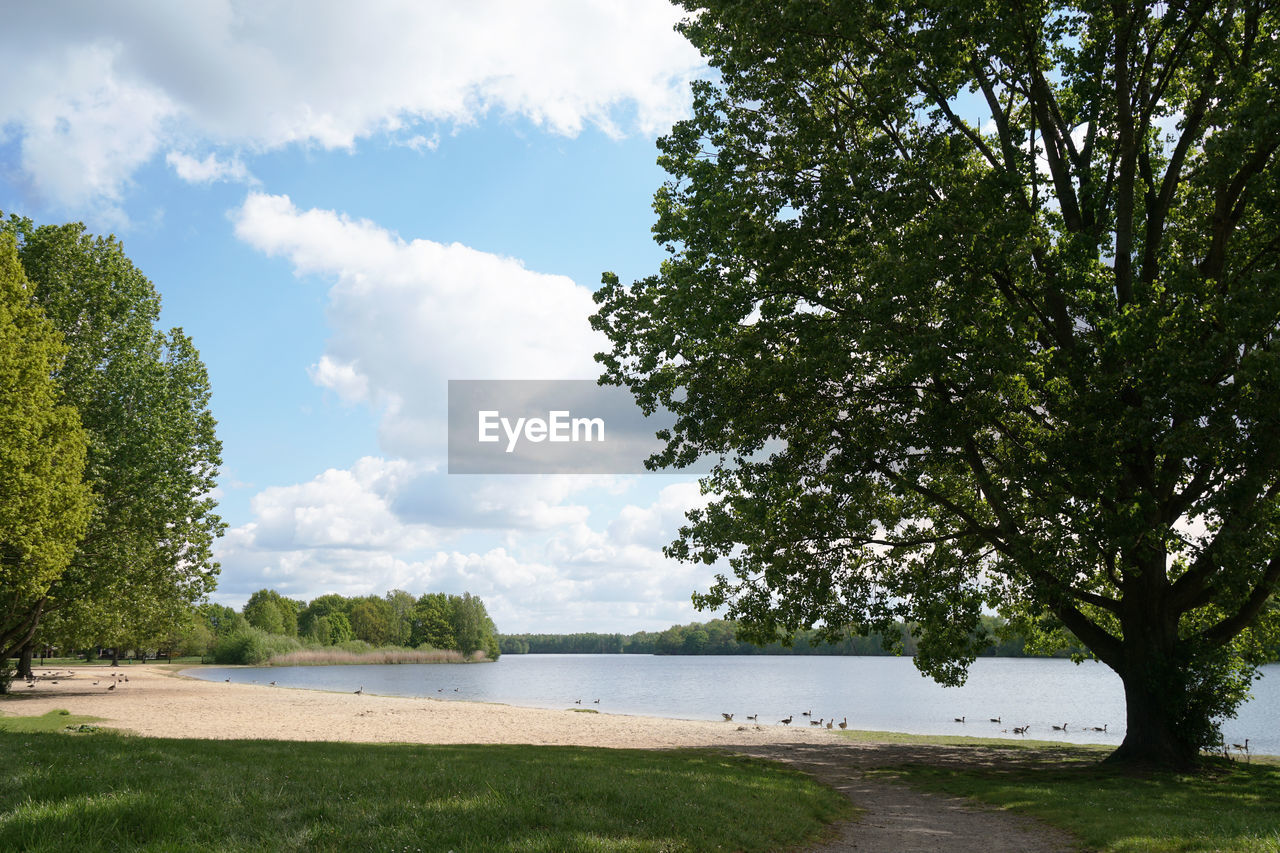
[0,234,93,670]
[593,0,1280,767]
[1,215,223,662]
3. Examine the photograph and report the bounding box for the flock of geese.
[21,669,130,691]
[719,710,850,729]
[952,716,1109,735]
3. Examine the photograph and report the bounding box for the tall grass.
[267,647,480,665]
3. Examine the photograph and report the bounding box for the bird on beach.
[838,718,847,730]
[780,715,793,725]
[354,686,364,695]
[746,714,758,721]
[810,718,823,726]
[269,681,278,686]
[225,678,230,683]
[722,713,734,721]
[826,720,833,729]
[107,683,116,691]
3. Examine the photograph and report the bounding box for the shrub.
[213,627,301,665]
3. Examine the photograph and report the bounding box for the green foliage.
[2,215,223,655]
[0,735,850,852]
[243,589,299,636]
[0,233,93,670]
[238,588,501,658]
[212,627,301,665]
[410,592,457,649]
[348,597,394,646]
[449,591,499,658]
[196,603,246,637]
[592,0,1280,768]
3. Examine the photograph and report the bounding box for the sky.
[0,0,724,634]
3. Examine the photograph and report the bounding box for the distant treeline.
[498,616,1080,657]
[191,589,502,665]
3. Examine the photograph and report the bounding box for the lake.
[189,655,1279,756]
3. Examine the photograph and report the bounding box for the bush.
[213,627,301,665]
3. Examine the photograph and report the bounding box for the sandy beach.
[2,665,837,749]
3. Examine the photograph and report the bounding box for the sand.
[2,664,835,748]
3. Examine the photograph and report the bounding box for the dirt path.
[733,741,1081,852]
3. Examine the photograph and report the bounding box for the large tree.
[0,234,93,682]
[3,216,223,659]
[593,0,1280,767]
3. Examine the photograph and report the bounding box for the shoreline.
[1,665,836,749]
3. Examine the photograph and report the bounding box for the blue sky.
[0,1,720,633]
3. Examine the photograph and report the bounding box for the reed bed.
[266,647,485,666]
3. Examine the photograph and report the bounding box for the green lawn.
[872,744,1280,852]
[0,723,851,852]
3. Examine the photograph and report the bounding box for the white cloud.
[213,461,714,632]
[166,151,253,184]
[232,192,608,458]
[0,0,703,213]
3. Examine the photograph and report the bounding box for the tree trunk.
[111,647,119,667]
[1107,667,1200,769]
[17,642,33,679]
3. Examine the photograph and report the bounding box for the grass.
[863,735,1280,852]
[0,726,851,852]
[0,709,103,734]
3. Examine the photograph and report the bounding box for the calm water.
[188,655,1279,755]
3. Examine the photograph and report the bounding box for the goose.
[722,713,734,721]
[826,720,834,729]
[801,710,812,717]
[107,682,116,691]
[1012,725,1029,735]
[810,718,822,726]
[225,678,231,683]
[354,686,364,695]
[1052,723,1068,731]
[954,716,965,723]
[746,714,758,721]
[780,715,793,725]
[575,699,582,704]
[838,717,847,730]
[269,681,278,686]
[1231,738,1250,752]
[1089,725,1108,732]
[593,699,600,704]
[989,717,1001,723]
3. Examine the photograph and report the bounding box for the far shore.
[1,665,837,749]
